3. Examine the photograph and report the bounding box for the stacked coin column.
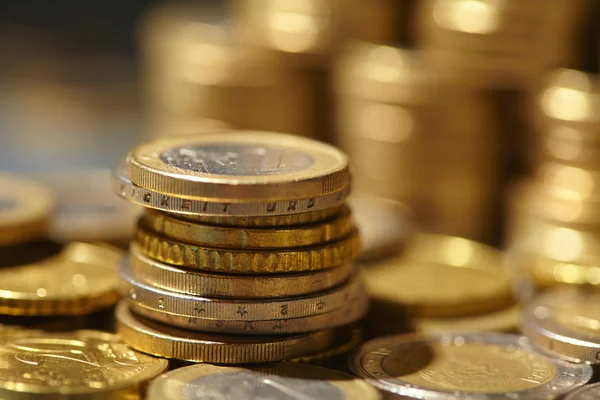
[112,131,368,364]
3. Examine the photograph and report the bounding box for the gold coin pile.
[112,131,367,364]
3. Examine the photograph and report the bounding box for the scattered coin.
[564,382,600,400]
[413,304,522,334]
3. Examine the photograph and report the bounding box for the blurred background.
[2,0,600,252]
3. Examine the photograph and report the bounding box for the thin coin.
[0,173,54,245]
[127,131,350,202]
[514,250,600,288]
[0,242,122,316]
[523,289,600,364]
[135,225,360,273]
[120,259,361,321]
[129,242,353,298]
[142,205,354,248]
[0,329,168,399]
[413,304,522,334]
[115,302,334,363]
[127,290,368,334]
[351,332,592,399]
[289,324,363,367]
[362,233,513,317]
[146,363,381,400]
[565,382,600,400]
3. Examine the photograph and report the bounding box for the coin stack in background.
[112,131,367,364]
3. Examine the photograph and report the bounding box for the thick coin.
[120,259,361,321]
[147,363,381,400]
[127,289,368,334]
[362,233,513,317]
[142,205,354,248]
[135,225,360,273]
[565,382,600,400]
[0,329,168,400]
[129,242,353,298]
[523,289,600,364]
[115,302,334,363]
[0,242,122,316]
[126,131,350,203]
[0,173,54,245]
[413,304,522,334]
[351,332,592,399]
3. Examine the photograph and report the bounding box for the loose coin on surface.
[147,363,381,400]
[126,131,350,204]
[351,332,592,399]
[523,289,600,364]
[0,242,122,316]
[0,173,54,245]
[289,324,363,368]
[0,329,168,399]
[565,382,600,400]
[115,302,334,363]
[413,304,522,334]
[362,234,513,317]
[129,242,353,298]
[135,224,360,273]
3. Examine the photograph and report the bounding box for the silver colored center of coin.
[160,144,315,176]
[0,198,15,212]
[182,371,344,400]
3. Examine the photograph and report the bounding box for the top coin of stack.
[112,131,366,364]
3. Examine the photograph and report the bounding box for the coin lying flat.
[351,332,592,399]
[413,304,522,334]
[126,132,350,204]
[129,242,353,298]
[0,173,54,245]
[116,302,334,363]
[565,382,600,400]
[147,363,381,400]
[289,324,363,368]
[523,289,600,364]
[362,234,513,317]
[0,242,122,316]
[0,329,168,399]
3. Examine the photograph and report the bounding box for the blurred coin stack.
[112,131,368,364]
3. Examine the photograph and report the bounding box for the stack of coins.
[112,131,367,364]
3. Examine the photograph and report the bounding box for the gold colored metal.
[0,173,54,245]
[129,242,352,298]
[413,304,521,334]
[537,162,600,200]
[0,329,168,399]
[127,132,350,203]
[115,302,334,363]
[362,233,513,317]
[289,324,363,366]
[135,225,360,273]
[142,205,354,248]
[0,242,122,316]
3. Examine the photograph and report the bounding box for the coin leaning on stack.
[112,131,367,364]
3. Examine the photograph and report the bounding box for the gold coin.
[413,304,522,334]
[115,302,334,363]
[514,250,600,288]
[147,363,381,400]
[135,225,360,273]
[0,173,54,245]
[0,242,122,316]
[126,131,350,203]
[289,324,363,368]
[142,205,354,248]
[537,163,600,200]
[0,329,168,399]
[362,234,513,317]
[129,242,353,298]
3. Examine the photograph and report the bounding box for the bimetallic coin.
[129,242,353,298]
[523,289,600,364]
[0,329,168,399]
[115,302,334,363]
[142,205,354,248]
[126,132,350,203]
[147,363,381,400]
[351,332,592,399]
[135,225,360,273]
[0,173,54,245]
[0,242,122,316]
[565,382,600,400]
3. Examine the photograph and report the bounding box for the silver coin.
[350,332,592,399]
[564,382,600,400]
[522,288,600,364]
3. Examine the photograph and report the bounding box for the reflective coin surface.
[565,382,600,400]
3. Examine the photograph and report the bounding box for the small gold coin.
[135,224,360,273]
[0,242,122,316]
[147,363,381,400]
[115,302,334,363]
[0,173,54,245]
[142,205,354,248]
[126,131,350,203]
[0,329,168,399]
[289,324,363,368]
[362,234,513,317]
